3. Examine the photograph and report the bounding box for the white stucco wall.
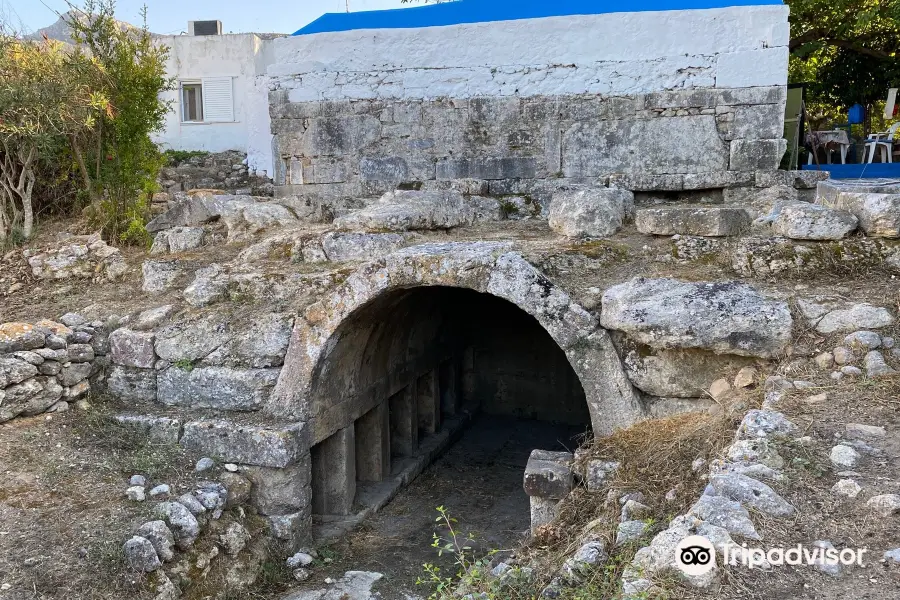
[269,5,789,101]
[154,34,275,175]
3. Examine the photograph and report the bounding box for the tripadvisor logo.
[675,535,716,576]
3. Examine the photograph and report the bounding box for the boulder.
[123,536,161,572]
[635,206,750,237]
[770,204,858,240]
[154,502,200,549]
[688,494,759,539]
[137,521,176,562]
[548,188,634,238]
[150,226,206,255]
[0,357,38,388]
[708,473,794,516]
[141,260,184,293]
[146,195,214,233]
[334,190,475,232]
[601,278,792,358]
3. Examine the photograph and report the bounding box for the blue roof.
[293,0,781,36]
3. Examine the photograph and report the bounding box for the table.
[807,130,852,164]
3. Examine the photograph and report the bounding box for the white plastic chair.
[864,122,900,163]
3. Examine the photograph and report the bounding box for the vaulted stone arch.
[269,241,645,440]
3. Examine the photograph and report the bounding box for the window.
[181,82,203,122]
[180,77,235,124]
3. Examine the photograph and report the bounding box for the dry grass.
[513,397,752,598]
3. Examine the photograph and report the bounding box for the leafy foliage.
[67,0,172,245]
[0,35,100,242]
[787,0,900,121]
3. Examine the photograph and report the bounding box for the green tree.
[67,0,171,244]
[0,35,100,242]
[787,0,900,121]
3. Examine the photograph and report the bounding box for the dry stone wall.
[159,150,275,197]
[0,315,109,422]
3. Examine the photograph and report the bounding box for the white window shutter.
[201,77,234,122]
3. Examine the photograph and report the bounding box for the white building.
[153,24,277,177]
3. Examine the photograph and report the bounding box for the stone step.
[635,205,750,237]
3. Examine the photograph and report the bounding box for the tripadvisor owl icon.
[675,535,717,576]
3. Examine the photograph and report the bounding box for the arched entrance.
[267,242,645,519]
[305,286,592,515]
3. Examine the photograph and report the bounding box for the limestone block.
[548,188,634,238]
[771,204,858,240]
[725,104,785,140]
[115,414,182,444]
[321,231,406,262]
[600,278,792,358]
[562,116,727,177]
[268,510,312,548]
[333,190,474,232]
[523,450,574,499]
[682,171,754,190]
[311,425,356,516]
[635,206,750,236]
[242,462,312,515]
[818,192,900,238]
[201,313,293,369]
[180,420,307,468]
[109,328,156,369]
[157,366,280,411]
[107,366,158,402]
[435,157,537,180]
[154,317,230,363]
[530,496,561,533]
[621,344,756,398]
[755,169,828,189]
[359,156,409,183]
[729,138,787,171]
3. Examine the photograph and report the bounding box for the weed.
[173,358,195,372]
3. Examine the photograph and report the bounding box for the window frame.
[180,80,204,123]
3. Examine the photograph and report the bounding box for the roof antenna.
[346,0,350,12]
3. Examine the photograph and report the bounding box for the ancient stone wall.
[159,150,275,196]
[267,5,789,215]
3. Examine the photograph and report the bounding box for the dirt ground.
[296,415,587,600]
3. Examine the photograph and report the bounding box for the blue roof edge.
[293,0,783,36]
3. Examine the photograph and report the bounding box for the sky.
[6,0,411,35]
